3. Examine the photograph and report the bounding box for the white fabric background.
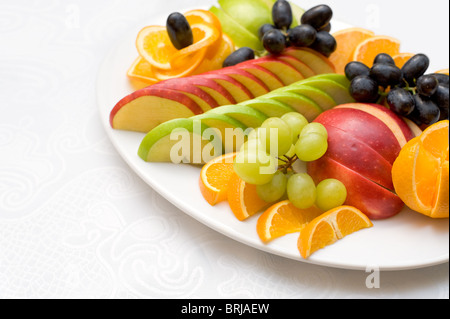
[0,0,448,299]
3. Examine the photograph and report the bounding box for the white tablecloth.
[0,0,448,299]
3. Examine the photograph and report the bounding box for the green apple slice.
[207,104,267,129]
[299,79,355,105]
[263,91,323,121]
[138,118,222,164]
[309,74,351,89]
[218,0,272,37]
[192,113,248,153]
[209,6,263,51]
[240,98,296,117]
[281,85,337,111]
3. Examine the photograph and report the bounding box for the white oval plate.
[97,12,449,271]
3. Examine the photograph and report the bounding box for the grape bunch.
[233,113,347,212]
[223,2,337,67]
[345,53,449,127]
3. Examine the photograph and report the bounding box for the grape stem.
[278,154,299,174]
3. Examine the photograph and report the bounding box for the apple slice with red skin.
[308,156,405,220]
[196,73,254,103]
[155,81,218,112]
[162,77,236,106]
[110,86,203,133]
[207,67,270,98]
[239,56,305,86]
[235,64,284,91]
[277,55,316,79]
[282,47,335,75]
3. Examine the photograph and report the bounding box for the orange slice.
[170,23,221,68]
[329,28,375,74]
[227,172,272,221]
[152,48,207,81]
[194,33,235,75]
[392,53,414,68]
[200,153,237,206]
[353,35,401,68]
[257,201,322,243]
[298,206,373,259]
[392,120,449,218]
[185,9,222,34]
[127,57,159,89]
[436,68,449,76]
[136,25,178,70]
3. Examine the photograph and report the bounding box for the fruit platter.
[98,0,449,270]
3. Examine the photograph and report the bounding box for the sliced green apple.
[209,6,263,51]
[309,73,351,89]
[262,91,323,121]
[207,104,267,129]
[218,0,272,37]
[138,118,222,164]
[239,98,296,117]
[281,84,337,111]
[110,87,203,133]
[299,78,355,105]
[192,113,248,153]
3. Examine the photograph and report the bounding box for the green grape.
[240,138,266,154]
[260,117,293,158]
[234,150,278,185]
[281,112,309,144]
[316,179,347,212]
[287,173,317,209]
[256,171,288,203]
[300,122,328,139]
[295,132,328,162]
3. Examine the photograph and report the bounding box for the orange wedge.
[257,201,322,243]
[194,33,235,75]
[353,35,401,68]
[329,28,375,74]
[436,68,449,76]
[298,206,373,259]
[200,153,237,206]
[152,48,207,81]
[185,9,222,35]
[227,172,272,221]
[127,57,159,89]
[392,120,449,218]
[136,25,178,70]
[392,53,415,68]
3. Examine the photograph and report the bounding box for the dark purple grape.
[417,75,439,97]
[432,84,449,120]
[401,54,430,86]
[301,5,333,30]
[409,94,441,126]
[373,53,396,66]
[370,63,402,88]
[166,12,193,50]
[287,24,317,47]
[258,24,276,40]
[345,61,370,81]
[433,73,450,86]
[263,29,287,54]
[223,47,255,67]
[386,88,416,116]
[350,75,380,103]
[318,23,331,32]
[272,0,293,30]
[310,31,337,57]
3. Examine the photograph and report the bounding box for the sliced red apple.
[110,87,203,133]
[283,47,335,75]
[277,55,316,79]
[308,156,405,220]
[209,68,270,97]
[235,63,284,91]
[198,73,253,103]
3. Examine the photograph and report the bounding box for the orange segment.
[170,23,221,68]
[194,33,235,75]
[353,35,401,68]
[200,153,237,206]
[392,53,415,68]
[392,120,449,219]
[153,48,207,81]
[329,28,375,74]
[436,69,449,75]
[298,206,373,259]
[257,201,322,243]
[136,25,178,70]
[127,57,159,89]
[227,172,272,221]
[185,9,222,34]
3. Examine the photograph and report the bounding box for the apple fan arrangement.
[109,0,449,258]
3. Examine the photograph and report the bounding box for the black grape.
[370,63,403,88]
[345,62,370,81]
[223,47,255,67]
[417,75,439,97]
[310,31,337,57]
[166,12,193,50]
[301,5,333,30]
[373,53,396,66]
[272,0,293,30]
[263,29,287,54]
[409,94,441,126]
[386,88,416,116]
[350,76,380,103]
[402,54,430,86]
[287,25,317,47]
